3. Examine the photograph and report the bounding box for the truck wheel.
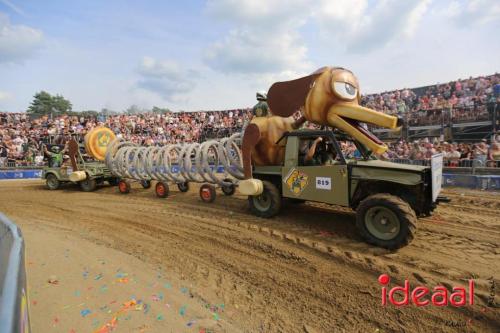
[221,178,236,196]
[46,174,60,190]
[248,181,282,218]
[108,178,119,186]
[356,193,417,249]
[155,182,169,198]
[177,182,189,192]
[200,184,216,203]
[118,180,130,194]
[80,178,97,192]
[141,180,152,189]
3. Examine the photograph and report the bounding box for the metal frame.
[0,213,30,333]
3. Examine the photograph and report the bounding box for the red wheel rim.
[201,188,211,200]
[157,184,165,196]
[119,182,127,192]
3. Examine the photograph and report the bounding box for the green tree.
[27,91,52,115]
[52,94,72,113]
[27,91,72,116]
[152,106,171,114]
[125,104,141,114]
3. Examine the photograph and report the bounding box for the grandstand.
[1,73,499,171]
[364,73,499,142]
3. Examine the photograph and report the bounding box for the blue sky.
[0,0,499,112]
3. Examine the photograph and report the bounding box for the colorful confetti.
[80,309,91,317]
[179,305,187,316]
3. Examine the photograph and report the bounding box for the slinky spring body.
[104,133,244,187]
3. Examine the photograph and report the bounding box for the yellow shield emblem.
[285,168,308,196]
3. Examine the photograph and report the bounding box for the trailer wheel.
[118,180,130,194]
[248,181,282,218]
[141,180,152,189]
[200,184,216,203]
[80,178,97,192]
[356,193,417,249]
[155,181,169,198]
[221,178,236,196]
[46,174,60,190]
[177,182,189,192]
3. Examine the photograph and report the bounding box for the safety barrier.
[390,159,499,190]
[0,213,30,333]
[443,174,500,190]
[0,169,43,180]
[389,158,489,168]
[104,133,244,187]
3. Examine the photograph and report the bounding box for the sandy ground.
[0,180,499,333]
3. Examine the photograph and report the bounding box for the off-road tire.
[177,182,189,192]
[46,174,60,190]
[356,193,417,249]
[80,178,97,192]
[248,180,282,218]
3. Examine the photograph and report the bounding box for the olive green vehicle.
[42,143,118,192]
[248,130,446,249]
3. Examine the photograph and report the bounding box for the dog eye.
[333,81,357,100]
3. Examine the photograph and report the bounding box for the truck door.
[281,137,349,206]
[282,165,349,206]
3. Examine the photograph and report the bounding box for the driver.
[300,137,336,166]
[44,144,68,167]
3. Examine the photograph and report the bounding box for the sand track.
[0,181,499,332]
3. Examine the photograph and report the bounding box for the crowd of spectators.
[362,73,500,126]
[383,138,500,167]
[1,73,500,168]
[0,109,252,167]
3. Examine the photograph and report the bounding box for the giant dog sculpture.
[239,66,401,195]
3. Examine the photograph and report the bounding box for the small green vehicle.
[248,130,446,249]
[42,140,118,192]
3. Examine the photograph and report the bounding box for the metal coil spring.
[104,133,244,187]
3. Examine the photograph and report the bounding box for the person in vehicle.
[43,143,68,167]
[299,137,337,166]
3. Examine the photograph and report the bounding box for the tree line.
[25,91,172,117]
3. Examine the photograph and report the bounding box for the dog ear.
[267,68,327,117]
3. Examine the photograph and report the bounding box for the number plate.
[315,177,331,190]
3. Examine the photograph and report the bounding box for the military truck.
[247,130,446,249]
[42,140,118,192]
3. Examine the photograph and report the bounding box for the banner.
[0,170,43,180]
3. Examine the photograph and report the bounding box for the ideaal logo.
[378,274,474,306]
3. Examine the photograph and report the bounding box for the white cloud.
[204,0,311,77]
[206,0,309,28]
[0,12,43,63]
[315,0,432,53]
[136,56,198,102]
[205,28,310,74]
[445,0,500,26]
[0,0,26,17]
[204,0,434,76]
[0,90,11,101]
